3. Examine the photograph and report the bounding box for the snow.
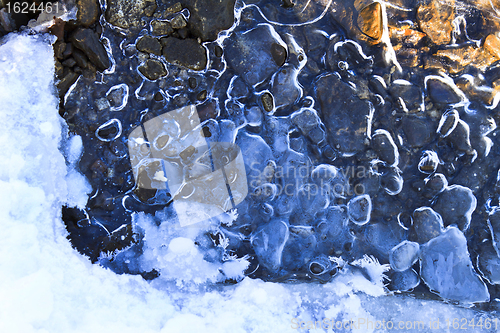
[0,32,498,333]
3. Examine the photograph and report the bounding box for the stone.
[401,115,436,148]
[106,0,157,29]
[432,185,476,231]
[182,0,237,42]
[138,59,168,81]
[420,227,489,304]
[70,28,110,72]
[224,24,286,87]
[151,20,173,36]
[162,37,207,70]
[316,73,373,155]
[357,2,383,40]
[412,207,444,244]
[77,0,99,27]
[170,13,187,29]
[416,0,455,45]
[136,35,162,56]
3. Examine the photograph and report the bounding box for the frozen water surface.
[4,0,500,331]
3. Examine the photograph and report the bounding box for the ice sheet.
[0,33,498,333]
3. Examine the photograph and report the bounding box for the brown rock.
[162,37,207,70]
[417,0,455,45]
[138,59,167,81]
[70,28,110,72]
[357,2,383,40]
[136,35,162,56]
[151,20,173,36]
[106,0,157,29]
[77,0,99,27]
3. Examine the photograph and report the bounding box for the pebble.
[70,28,110,72]
[162,37,207,71]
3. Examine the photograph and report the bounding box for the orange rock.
[416,0,455,45]
[389,25,427,46]
[484,34,500,58]
[357,2,383,40]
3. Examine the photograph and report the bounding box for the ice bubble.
[271,65,302,111]
[389,241,420,272]
[106,83,129,111]
[347,194,372,225]
[436,109,459,138]
[380,167,403,195]
[418,150,439,174]
[95,118,122,142]
[308,255,338,282]
[420,227,489,304]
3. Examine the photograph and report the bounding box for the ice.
[388,269,420,292]
[251,220,289,272]
[389,241,420,272]
[1,30,498,333]
[419,227,489,305]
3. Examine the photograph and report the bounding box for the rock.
[389,79,423,112]
[136,35,162,56]
[420,227,489,304]
[70,28,110,72]
[436,109,459,138]
[151,20,173,36]
[389,269,420,292]
[73,49,89,69]
[77,0,99,27]
[371,129,399,166]
[224,24,286,87]
[162,37,207,71]
[477,240,500,285]
[432,185,476,231]
[316,73,373,155]
[271,65,302,111]
[138,59,167,81]
[357,2,383,41]
[425,75,466,105]
[416,0,455,45]
[412,207,444,243]
[57,70,79,97]
[106,0,157,29]
[401,115,436,148]
[183,0,236,42]
[170,13,187,29]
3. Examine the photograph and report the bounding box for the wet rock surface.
[37,0,500,307]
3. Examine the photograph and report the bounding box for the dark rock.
[57,70,79,97]
[316,73,373,155]
[138,59,168,81]
[224,24,285,86]
[151,20,173,36]
[389,79,423,112]
[63,43,73,58]
[77,0,99,27]
[106,0,157,29]
[136,35,162,56]
[73,49,89,69]
[162,37,207,70]
[54,41,66,60]
[426,76,465,105]
[62,58,77,67]
[412,207,444,244]
[70,28,110,72]
[271,43,287,67]
[432,185,476,231]
[401,115,436,148]
[183,0,236,42]
[170,13,187,29]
